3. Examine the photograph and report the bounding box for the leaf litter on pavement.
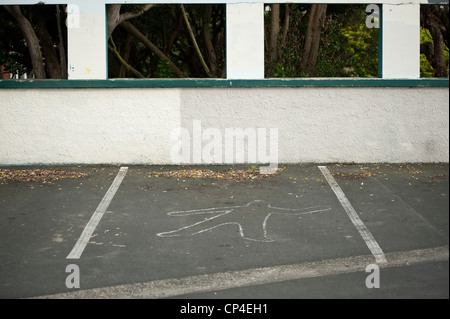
[147,166,285,182]
[0,168,90,184]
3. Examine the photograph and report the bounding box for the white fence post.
[67,2,107,79]
[381,3,421,78]
[226,2,265,79]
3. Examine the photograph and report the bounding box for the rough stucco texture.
[0,87,448,165]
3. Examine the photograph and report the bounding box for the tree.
[268,4,280,71]
[2,3,389,80]
[1,4,67,79]
[301,4,328,75]
[265,4,379,78]
[106,4,155,40]
[420,5,449,77]
[3,5,45,78]
[107,4,226,78]
[265,4,328,77]
[119,21,184,78]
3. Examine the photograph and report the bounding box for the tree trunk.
[301,4,327,76]
[107,4,122,40]
[421,6,448,77]
[268,4,280,74]
[280,4,290,55]
[107,4,155,40]
[4,5,46,79]
[165,12,183,55]
[118,34,133,78]
[202,5,217,76]
[36,9,61,79]
[109,36,145,78]
[56,5,68,78]
[181,4,211,77]
[428,19,446,77]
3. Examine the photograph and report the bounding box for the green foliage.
[420,26,449,77]
[420,27,436,77]
[331,23,378,77]
[315,5,378,77]
[154,59,176,78]
[266,5,379,78]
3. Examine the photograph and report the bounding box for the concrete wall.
[1,87,448,165]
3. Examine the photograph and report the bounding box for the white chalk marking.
[157,200,332,242]
[66,167,128,259]
[318,166,387,264]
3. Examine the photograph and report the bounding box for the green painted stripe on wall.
[0,78,448,89]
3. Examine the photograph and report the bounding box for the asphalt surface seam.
[33,245,448,299]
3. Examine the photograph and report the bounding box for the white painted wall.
[1,0,447,165]
[226,3,264,79]
[67,3,107,79]
[1,87,448,165]
[0,89,181,164]
[382,3,421,78]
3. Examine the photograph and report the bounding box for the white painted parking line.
[318,166,387,264]
[66,167,128,260]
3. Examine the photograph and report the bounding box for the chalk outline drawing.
[157,200,332,242]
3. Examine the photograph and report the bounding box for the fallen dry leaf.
[0,168,90,183]
[333,172,377,180]
[148,167,284,181]
[431,174,449,181]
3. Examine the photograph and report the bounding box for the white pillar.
[226,2,265,79]
[381,3,421,79]
[67,2,107,79]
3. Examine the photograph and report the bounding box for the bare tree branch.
[202,5,217,76]
[119,4,155,23]
[107,4,155,40]
[181,4,211,77]
[120,21,184,78]
[108,36,145,78]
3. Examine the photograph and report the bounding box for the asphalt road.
[0,163,448,300]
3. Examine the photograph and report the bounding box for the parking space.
[0,163,448,298]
